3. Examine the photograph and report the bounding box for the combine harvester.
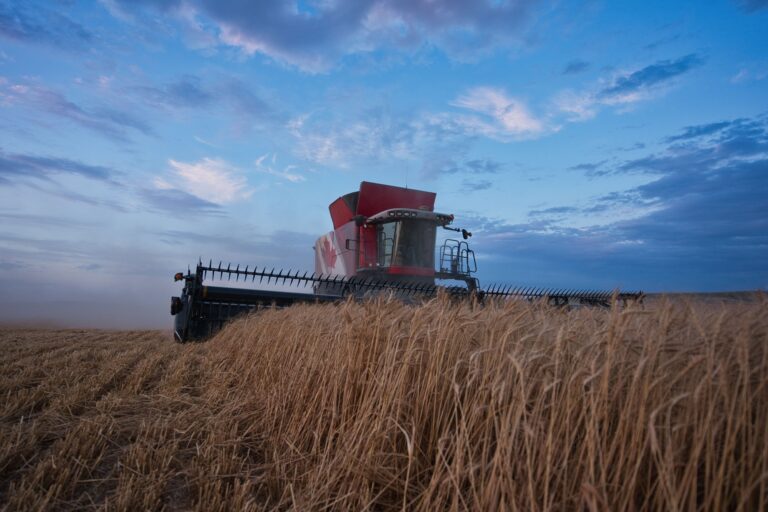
[171,182,641,341]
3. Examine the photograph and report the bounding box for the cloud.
[731,69,750,84]
[139,187,223,215]
[617,118,768,176]
[475,115,768,291]
[0,1,92,50]
[597,54,704,103]
[462,179,493,192]
[562,59,590,75]
[735,0,768,12]
[643,33,683,52]
[254,153,305,183]
[568,160,608,174]
[155,157,253,204]
[730,66,768,84]
[131,75,271,116]
[1,81,152,141]
[0,211,95,228]
[0,148,117,184]
[552,54,705,124]
[551,89,596,122]
[131,75,214,108]
[289,108,417,167]
[422,157,504,178]
[529,206,580,217]
[105,0,543,72]
[221,80,271,118]
[465,158,503,174]
[0,260,27,271]
[451,87,545,139]
[78,263,103,271]
[129,75,276,135]
[664,120,732,142]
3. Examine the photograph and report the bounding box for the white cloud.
[161,157,253,204]
[730,67,768,84]
[254,153,306,182]
[551,90,597,122]
[288,111,416,167]
[451,87,545,139]
[132,0,540,73]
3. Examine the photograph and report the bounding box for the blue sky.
[0,0,766,327]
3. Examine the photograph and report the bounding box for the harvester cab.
[313,181,478,295]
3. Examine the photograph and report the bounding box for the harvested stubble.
[1,296,767,511]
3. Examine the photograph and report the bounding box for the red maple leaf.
[321,237,337,269]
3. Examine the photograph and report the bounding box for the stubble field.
[1,295,767,510]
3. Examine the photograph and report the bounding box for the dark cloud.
[0,211,95,228]
[665,120,732,142]
[736,0,768,11]
[462,179,493,192]
[617,142,645,151]
[129,76,274,130]
[422,157,504,178]
[222,80,272,119]
[529,206,579,217]
[568,160,607,173]
[3,83,152,141]
[131,75,215,109]
[108,0,543,71]
[421,157,461,177]
[0,148,116,184]
[470,115,768,291]
[643,33,682,52]
[465,158,503,173]
[23,182,132,212]
[77,263,103,271]
[598,54,704,99]
[562,59,590,75]
[0,260,27,271]
[139,188,224,215]
[620,118,768,175]
[0,1,92,49]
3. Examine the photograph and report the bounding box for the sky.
[0,0,766,328]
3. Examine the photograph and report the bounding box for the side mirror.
[462,229,472,240]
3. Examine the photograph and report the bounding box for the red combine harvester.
[171,181,641,341]
[313,181,478,295]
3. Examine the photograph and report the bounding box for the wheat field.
[1,296,767,511]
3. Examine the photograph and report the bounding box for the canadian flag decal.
[321,236,337,269]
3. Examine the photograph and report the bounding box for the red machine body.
[314,182,460,284]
